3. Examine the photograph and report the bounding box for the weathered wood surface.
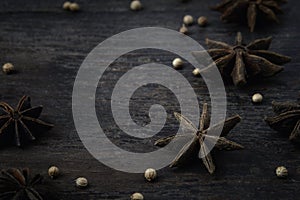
[0,0,300,199]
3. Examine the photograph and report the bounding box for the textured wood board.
[0,0,299,199]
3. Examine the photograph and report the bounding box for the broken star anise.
[192,32,291,87]
[265,101,300,142]
[0,168,44,200]
[0,96,53,147]
[155,103,243,174]
[212,0,287,32]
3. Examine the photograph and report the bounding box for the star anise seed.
[265,101,300,142]
[192,32,291,87]
[212,0,287,32]
[0,96,53,147]
[155,103,243,174]
[0,168,44,200]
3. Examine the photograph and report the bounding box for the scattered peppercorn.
[172,58,184,69]
[62,1,71,10]
[252,93,263,103]
[144,168,157,182]
[179,24,188,34]
[69,2,80,11]
[2,63,15,74]
[197,16,208,27]
[192,68,201,76]
[131,192,144,200]
[276,166,288,178]
[130,0,142,11]
[75,177,88,188]
[183,15,193,25]
[48,166,60,179]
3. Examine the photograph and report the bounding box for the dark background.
[0,0,299,199]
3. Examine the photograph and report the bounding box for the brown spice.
[155,103,243,174]
[192,32,291,87]
[0,96,53,147]
[212,0,287,32]
[265,101,300,142]
[0,168,44,200]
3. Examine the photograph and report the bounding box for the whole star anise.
[0,168,44,200]
[212,0,287,32]
[265,101,300,142]
[192,32,291,87]
[155,103,243,174]
[0,96,53,147]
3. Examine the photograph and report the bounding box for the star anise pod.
[0,168,44,200]
[212,0,287,32]
[265,101,300,142]
[154,103,243,174]
[0,96,53,147]
[192,32,291,87]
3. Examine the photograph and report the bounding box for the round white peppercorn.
[197,16,208,27]
[179,24,188,34]
[192,68,201,76]
[183,15,194,25]
[2,63,15,74]
[172,58,184,69]
[69,2,80,12]
[131,192,144,200]
[252,93,263,103]
[62,1,71,10]
[75,177,88,187]
[276,166,288,178]
[130,0,142,11]
[144,168,157,181]
[48,166,60,179]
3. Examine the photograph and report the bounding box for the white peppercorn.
[197,16,208,27]
[130,0,142,11]
[183,15,193,25]
[144,168,157,181]
[48,166,60,179]
[62,1,71,10]
[172,58,183,69]
[252,93,263,103]
[179,24,188,34]
[2,63,15,74]
[69,2,80,11]
[192,68,201,76]
[131,192,144,200]
[276,166,288,178]
[75,177,88,187]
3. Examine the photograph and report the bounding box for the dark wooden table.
[0,0,300,199]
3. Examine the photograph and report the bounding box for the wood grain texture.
[0,0,299,199]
